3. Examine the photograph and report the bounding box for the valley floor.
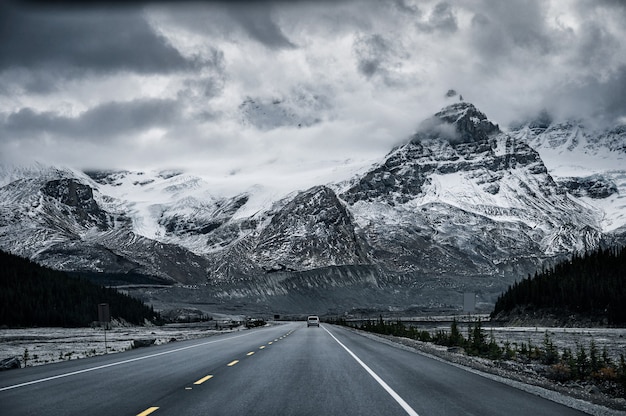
[0,320,241,367]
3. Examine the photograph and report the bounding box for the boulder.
[131,338,156,349]
[0,356,21,370]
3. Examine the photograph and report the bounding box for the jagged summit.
[436,102,500,142]
[415,102,500,144]
[511,115,626,234]
[253,185,368,271]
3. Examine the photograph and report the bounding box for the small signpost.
[98,303,110,354]
[463,292,476,314]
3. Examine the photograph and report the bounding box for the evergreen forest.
[491,246,626,325]
[0,249,161,327]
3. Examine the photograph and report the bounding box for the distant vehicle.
[245,317,266,328]
[307,315,320,327]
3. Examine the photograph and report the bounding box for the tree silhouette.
[0,249,161,327]
[491,246,626,325]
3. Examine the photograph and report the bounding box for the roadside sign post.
[98,303,110,354]
[463,292,476,315]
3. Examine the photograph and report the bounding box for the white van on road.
[307,316,320,327]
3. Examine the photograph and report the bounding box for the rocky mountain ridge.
[510,111,626,236]
[1,102,623,315]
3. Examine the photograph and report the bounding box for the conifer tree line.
[491,246,626,325]
[0,250,161,327]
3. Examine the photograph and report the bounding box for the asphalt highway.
[0,322,589,415]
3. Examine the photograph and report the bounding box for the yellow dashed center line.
[137,407,159,416]
[136,331,298,416]
[193,375,213,385]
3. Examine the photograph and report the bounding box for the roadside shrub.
[576,344,590,379]
[589,339,603,375]
[432,329,450,346]
[541,332,559,365]
[416,330,431,342]
[449,319,465,347]
[466,320,487,356]
[503,341,516,360]
[593,366,618,381]
[487,334,503,360]
[517,340,541,362]
[547,362,572,382]
[335,316,624,396]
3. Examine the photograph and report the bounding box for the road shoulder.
[336,325,626,416]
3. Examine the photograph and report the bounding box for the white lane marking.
[322,326,420,416]
[0,331,261,392]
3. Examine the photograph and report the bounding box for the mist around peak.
[413,101,500,144]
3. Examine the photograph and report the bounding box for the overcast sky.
[1,0,625,196]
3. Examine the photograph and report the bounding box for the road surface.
[1,322,590,415]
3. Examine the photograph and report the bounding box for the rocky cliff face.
[342,103,600,257]
[510,113,626,237]
[556,176,618,199]
[0,166,211,285]
[253,186,369,271]
[41,178,110,230]
[432,102,500,142]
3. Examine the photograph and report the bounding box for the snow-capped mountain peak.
[1,101,624,314]
[415,102,500,144]
[511,113,626,233]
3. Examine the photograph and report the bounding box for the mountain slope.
[192,102,608,312]
[342,103,601,264]
[0,102,621,315]
[511,117,626,236]
[253,185,369,271]
[0,165,211,285]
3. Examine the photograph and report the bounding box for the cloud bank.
[1,0,625,195]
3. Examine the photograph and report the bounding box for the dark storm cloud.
[2,98,181,141]
[353,33,410,87]
[417,2,457,33]
[572,20,620,69]
[602,68,626,119]
[226,5,296,49]
[354,34,390,79]
[470,0,554,59]
[1,0,625,184]
[392,0,421,16]
[180,76,224,100]
[545,66,626,124]
[0,2,198,78]
[0,70,61,95]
